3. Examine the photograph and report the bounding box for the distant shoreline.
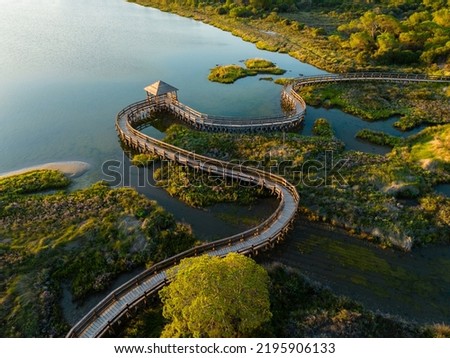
[0,161,91,179]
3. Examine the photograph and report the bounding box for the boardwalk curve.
[67,72,449,338]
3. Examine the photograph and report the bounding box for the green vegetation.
[356,129,404,147]
[312,117,334,138]
[336,6,450,70]
[154,162,267,207]
[208,64,257,83]
[122,263,448,337]
[274,77,295,85]
[0,170,70,197]
[0,170,196,337]
[149,126,268,206]
[296,233,445,303]
[245,58,277,69]
[159,253,271,337]
[244,57,286,74]
[131,153,160,167]
[265,264,433,337]
[162,124,450,249]
[208,58,285,83]
[164,124,343,164]
[131,0,450,74]
[297,81,450,129]
[406,124,450,169]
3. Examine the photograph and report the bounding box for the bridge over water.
[67,72,449,338]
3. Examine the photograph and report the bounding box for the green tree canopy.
[159,253,272,337]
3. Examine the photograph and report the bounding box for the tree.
[360,11,381,40]
[375,32,399,62]
[432,8,450,27]
[349,31,374,51]
[159,253,272,337]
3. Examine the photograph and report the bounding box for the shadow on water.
[259,217,450,324]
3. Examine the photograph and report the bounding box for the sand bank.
[0,161,91,179]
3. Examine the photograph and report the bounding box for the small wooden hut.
[144,80,178,106]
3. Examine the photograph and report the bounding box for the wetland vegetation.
[355,129,404,147]
[3,0,450,339]
[161,123,450,250]
[0,170,196,337]
[208,58,286,83]
[131,0,450,75]
[120,263,450,338]
[297,82,450,130]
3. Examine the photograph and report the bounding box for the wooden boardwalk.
[293,72,450,90]
[67,72,449,338]
[142,85,306,132]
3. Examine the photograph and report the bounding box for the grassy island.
[208,58,286,83]
[244,58,286,75]
[0,170,195,337]
[208,64,257,84]
[312,117,334,138]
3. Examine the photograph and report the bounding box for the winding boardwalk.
[141,84,306,133]
[67,72,449,338]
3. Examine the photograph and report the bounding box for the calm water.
[303,108,424,154]
[1,0,448,324]
[435,184,450,197]
[0,0,421,176]
[0,0,325,177]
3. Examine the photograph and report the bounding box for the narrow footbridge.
[67,72,449,338]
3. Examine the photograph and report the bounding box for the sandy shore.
[0,161,91,179]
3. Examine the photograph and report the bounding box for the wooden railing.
[292,72,450,91]
[66,97,300,338]
[67,72,449,338]
[141,87,307,132]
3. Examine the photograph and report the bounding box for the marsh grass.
[208,64,256,84]
[1,170,196,337]
[312,118,334,138]
[356,129,404,147]
[163,124,450,249]
[408,125,450,165]
[120,264,435,338]
[298,82,450,129]
[208,58,285,83]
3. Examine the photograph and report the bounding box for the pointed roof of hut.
[144,81,178,96]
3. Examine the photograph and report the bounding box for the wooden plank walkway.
[293,72,450,90]
[148,86,306,132]
[67,72,449,338]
